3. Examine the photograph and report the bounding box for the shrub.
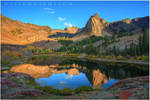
[59,88,73,95]
[136,56,142,60]
[10,52,23,59]
[74,86,93,93]
[141,56,149,61]
[116,56,124,60]
[11,77,22,85]
[129,58,135,61]
[89,55,98,58]
[136,56,149,61]
[26,79,37,86]
[105,56,112,59]
[27,46,35,50]
[11,29,22,35]
[2,58,11,64]
[46,49,52,53]
[23,48,27,52]
[58,40,73,46]
[35,85,60,95]
[2,50,12,57]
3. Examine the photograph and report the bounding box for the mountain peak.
[122,18,131,24]
[93,13,100,20]
[82,13,106,36]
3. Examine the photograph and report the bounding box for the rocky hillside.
[50,27,79,35]
[104,16,149,35]
[1,15,52,45]
[64,27,79,34]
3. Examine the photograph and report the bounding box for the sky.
[1,1,149,29]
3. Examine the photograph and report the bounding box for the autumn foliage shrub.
[116,56,124,60]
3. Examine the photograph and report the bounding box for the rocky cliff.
[82,13,108,36]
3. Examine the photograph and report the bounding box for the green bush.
[105,56,112,59]
[58,40,73,46]
[11,77,22,85]
[26,79,93,96]
[35,86,60,95]
[74,86,93,93]
[26,79,37,86]
[59,88,73,95]
[141,56,149,61]
[116,56,124,60]
[129,58,135,61]
[136,56,149,61]
[136,56,142,60]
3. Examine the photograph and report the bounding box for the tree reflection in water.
[9,57,149,89]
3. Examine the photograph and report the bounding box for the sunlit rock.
[10,64,52,78]
[66,68,80,75]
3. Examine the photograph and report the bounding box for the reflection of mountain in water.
[9,59,148,88]
[10,64,81,79]
[85,69,109,88]
[10,64,109,88]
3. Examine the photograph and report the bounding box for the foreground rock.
[1,72,45,99]
[91,76,149,99]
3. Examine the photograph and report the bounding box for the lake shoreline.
[86,57,149,65]
[28,54,149,65]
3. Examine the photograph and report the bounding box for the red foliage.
[118,88,136,99]
[18,91,42,96]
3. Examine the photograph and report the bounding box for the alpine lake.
[9,55,149,90]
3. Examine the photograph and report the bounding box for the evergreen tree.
[130,42,137,56]
[124,44,128,56]
[138,27,149,55]
[113,45,119,56]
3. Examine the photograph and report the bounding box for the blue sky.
[1,1,149,29]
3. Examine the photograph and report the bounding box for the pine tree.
[138,27,149,55]
[113,45,119,56]
[124,44,128,56]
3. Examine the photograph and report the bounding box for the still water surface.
[11,56,149,90]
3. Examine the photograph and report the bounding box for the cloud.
[49,11,55,14]
[60,81,65,84]
[65,74,73,79]
[64,22,73,27]
[58,17,66,21]
[44,8,55,14]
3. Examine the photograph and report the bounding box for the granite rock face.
[83,13,107,36]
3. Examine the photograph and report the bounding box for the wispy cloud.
[65,74,73,79]
[44,8,55,14]
[64,22,73,27]
[58,17,66,21]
